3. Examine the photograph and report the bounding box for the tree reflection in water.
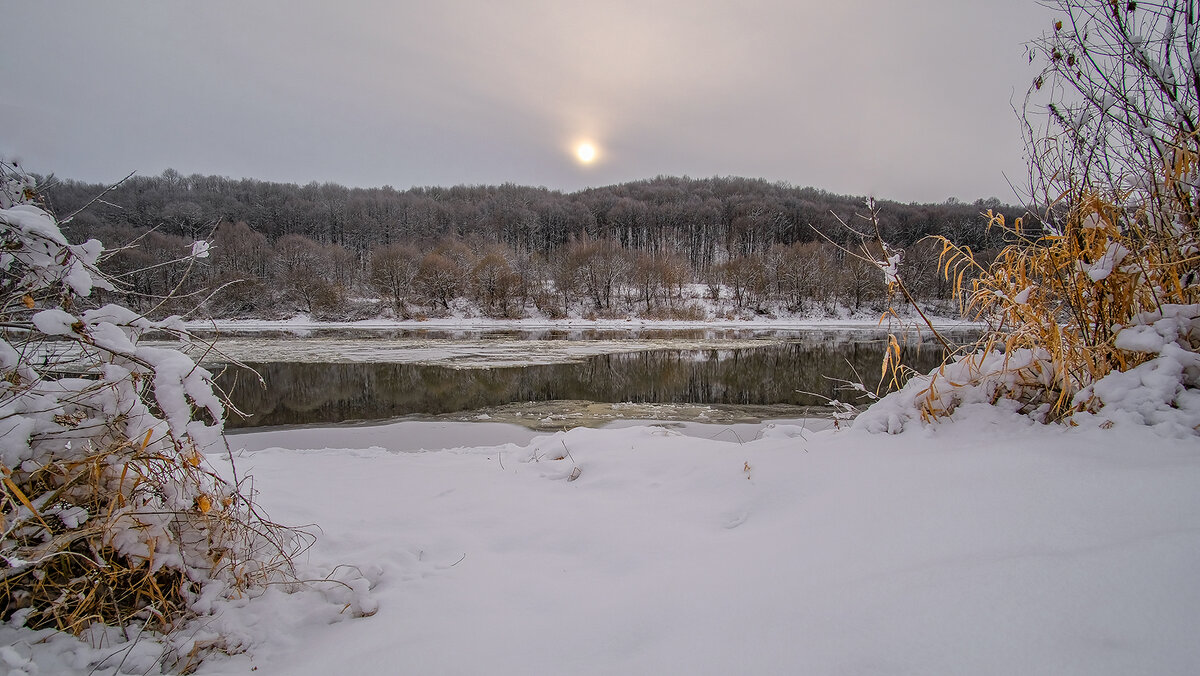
[215,334,952,428]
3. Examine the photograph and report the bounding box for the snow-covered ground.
[6,407,1197,675]
[216,412,1200,676]
[227,416,832,454]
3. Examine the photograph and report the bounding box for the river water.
[206,327,970,430]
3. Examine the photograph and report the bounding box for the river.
[203,327,970,430]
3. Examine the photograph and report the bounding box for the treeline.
[42,171,1014,319]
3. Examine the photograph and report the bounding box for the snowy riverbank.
[5,407,1197,675]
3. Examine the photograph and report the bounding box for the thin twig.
[61,171,136,225]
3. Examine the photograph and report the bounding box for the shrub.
[0,162,303,638]
[875,0,1200,429]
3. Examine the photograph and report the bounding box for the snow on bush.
[857,304,1200,436]
[1075,304,1200,435]
[0,162,307,652]
[859,2,1200,436]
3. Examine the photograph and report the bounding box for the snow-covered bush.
[0,161,303,637]
[862,1,1200,434]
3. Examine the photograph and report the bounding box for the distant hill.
[44,171,1017,260]
[36,171,1024,320]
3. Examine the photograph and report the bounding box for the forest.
[42,171,1015,319]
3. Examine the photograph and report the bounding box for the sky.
[2,1,1056,204]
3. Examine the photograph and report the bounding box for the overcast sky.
[3,1,1055,203]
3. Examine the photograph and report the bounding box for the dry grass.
[0,160,316,674]
[861,1,1200,426]
[1,417,308,637]
[908,183,1199,420]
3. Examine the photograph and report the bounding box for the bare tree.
[415,252,461,310]
[723,255,770,311]
[213,221,272,279]
[564,237,629,310]
[469,249,520,316]
[207,220,274,315]
[273,234,342,314]
[630,252,661,311]
[368,243,421,311]
[774,242,834,312]
[1026,0,1200,236]
[837,253,886,312]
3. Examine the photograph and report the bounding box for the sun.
[575,142,598,164]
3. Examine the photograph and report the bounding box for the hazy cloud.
[2,1,1054,202]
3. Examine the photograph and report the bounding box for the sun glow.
[575,142,598,164]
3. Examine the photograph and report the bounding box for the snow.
[145,319,982,371]
[195,417,1200,674]
[185,310,981,335]
[1077,304,1200,437]
[853,348,1054,433]
[190,240,211,259]
[174,335,783,368]
[5,409,1198,675]
[165,316,981,371]
[0,204,66,244]
[1114,303,1200,354]
[0,203,109,297]
[227,417,832,455]
[175,268,979,330]
[878,252,902,286]
[1081,241,1130,282]
[1083,344,1200,435]
[30,308,77,336]
[229,419,546,453]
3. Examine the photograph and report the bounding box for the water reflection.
[216,336,950,429]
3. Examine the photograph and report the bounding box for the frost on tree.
[0,161,299,635]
